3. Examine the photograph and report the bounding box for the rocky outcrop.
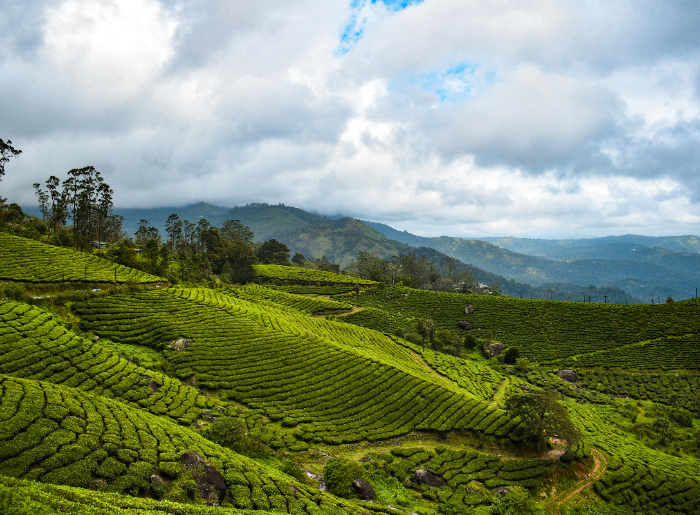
[484,343,506,358]
[352,479,376,500]
[168,338,192,351]
[179,451,227,506]
[517,384,530,391]
[415,469,445,487]
[492,486,511,497]
[464,305,475,315]
[457,321,473,330]
[556,369,579,383]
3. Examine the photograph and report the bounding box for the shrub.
[324,459,365,499]
[501,347,520,365]
[280,459,307,483]
[488,489,537,515]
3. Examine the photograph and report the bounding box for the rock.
[202,410,217,423]
[457,321,473,330]
[517,384,530,391]
[484,343,506,358]
[386,295,394,300]
[492,486,511,497]
[141,375,159,393]
[464,305,475,315]
[414,470,445,488]
[359,455,373,463]
[189,375,197,386]
[179,451,227,506]
[557,369,579,383]
[93,335,100,340]
[168,338,192,352]
[150,474,164,485]
[352,479,376,500]
[118,354,134,363]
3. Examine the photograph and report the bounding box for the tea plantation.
[0,234,163,284]
[1,244,700,514]
[74,288,522,444]
[253,264,376,285]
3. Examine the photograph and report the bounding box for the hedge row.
[226,285,352,314]
[253,265,376,285]
[0,234,163,284]
[271,285,357,295]
[0,375,403,515]
[338,286,700,368]
[568,401,700,514]
[75,289,523,444]
[386,446,552,493]
[0,300,212,426]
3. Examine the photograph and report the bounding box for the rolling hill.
[1,241,700,514]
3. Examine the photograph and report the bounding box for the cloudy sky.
[1,0,699,238]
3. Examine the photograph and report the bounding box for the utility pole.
[604,295,607,304]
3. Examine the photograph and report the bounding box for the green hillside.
[74,288,521,444]
[2,239,700,514]
[0,234,163,284]
[0,374,383,514]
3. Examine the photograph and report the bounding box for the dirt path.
[545,449,607,515]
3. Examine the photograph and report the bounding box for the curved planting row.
[0,300,211,426]
[340,286,700,367]
[551,334,700,370]
[409,342,527,403]
[567,401,700,514]
[253,265,376,285]
[0,473,283,515]
[75,290,523,444]
[271,284,356,295]
[227,285,352,314]
[0,234,163,284]
[575,369,700,411]
[0,374,369,514]
[387,446,551,492]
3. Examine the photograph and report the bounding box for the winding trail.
[545,449,607,515]
[490,377,510,407]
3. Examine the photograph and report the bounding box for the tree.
[666,296,674,303]
[416,318,436,346]
[256,239,290,265]
[33,182,49,221]
[165,214,183,253]
[0,138,21,181]
[504,388,581,456]
[291,252,306,267]
[220,219,254,245]
[652,417,675,444]
[515,357,531,372]
[464,333,477,349]
[135,219,160,247]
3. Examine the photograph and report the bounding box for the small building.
[91,241,108,249]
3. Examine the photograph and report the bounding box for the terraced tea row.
[387,446,552,492]
[0,473,268,515]
[0,300,212,426]
[271,284,356,295]
[567,401,700,514]
[340,286,700,367]
[0,374,373,515]
[551,334,700,370]
[227,285,352,314]
[75,289,523,444]
[0,234,163,284]
[253,265,376,285]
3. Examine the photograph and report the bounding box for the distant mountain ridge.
[112,202,698,301]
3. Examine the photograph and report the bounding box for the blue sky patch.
[336,0,424,55]
[408,62,480,103]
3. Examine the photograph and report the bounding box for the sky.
[1,0,699,239]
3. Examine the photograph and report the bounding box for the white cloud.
[0,0,699,238]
